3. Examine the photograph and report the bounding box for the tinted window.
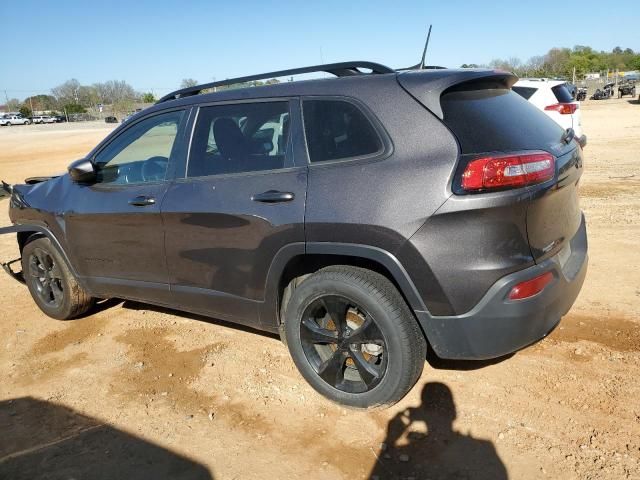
[552,84,574,103]
[94,110,184,185]
[303,100,382,163]
[441,88,565,154]
[512,86,537,100]
[188,102,290,178]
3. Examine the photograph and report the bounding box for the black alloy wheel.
[28,247,65,308]
[300,294,387,394]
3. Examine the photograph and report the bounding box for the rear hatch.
[399,70,583,264]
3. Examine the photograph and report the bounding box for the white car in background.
[0,114,31,126]
[513,79,586,147]
[32,115,56,124]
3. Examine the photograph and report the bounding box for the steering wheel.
[141,156,169,182]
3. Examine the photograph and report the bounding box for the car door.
[64,108,189,303]
[162,99,306,327]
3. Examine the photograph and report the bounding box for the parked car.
[0,62,588,409]
[54,115,67,123]
[105,116,118,123]
[0,114,31,126]
[513,79,586,147]
[576,87,587,101]
[618,82,636,98]
[32,115,56,124]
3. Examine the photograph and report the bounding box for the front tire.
[283,266,426,409]
[22,237,95,320]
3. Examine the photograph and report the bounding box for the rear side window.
[512,86,537,100]
[188,101,290,177]
[302,99,382,163]
[552,84,574,103]
[441,88,565,154]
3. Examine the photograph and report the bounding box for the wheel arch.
[4,224,87,291]
[259,242,429,332]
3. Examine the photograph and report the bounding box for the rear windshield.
[512,86,537,100]
[441,88,565,154]
[552,84,574,103]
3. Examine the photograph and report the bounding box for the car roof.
[145,67,514,119]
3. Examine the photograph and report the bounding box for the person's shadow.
[369,382,507,480]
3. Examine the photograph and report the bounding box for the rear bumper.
[415,214,588,360]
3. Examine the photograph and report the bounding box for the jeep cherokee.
[0,61,588,409]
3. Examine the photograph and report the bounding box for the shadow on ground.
[369,382,507,480]
[0,397,213,480]
[121,299,281,340]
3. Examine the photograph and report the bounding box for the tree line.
[5,76,282,118]
[463,46,640,79]
[10,45,636,117]
[4,79,158,118]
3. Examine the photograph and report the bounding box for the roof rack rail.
[156,61,395,104]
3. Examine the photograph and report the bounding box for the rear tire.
[22,237,95,320]
[283,266,426,409]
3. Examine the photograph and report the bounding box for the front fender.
[0,223,86,289]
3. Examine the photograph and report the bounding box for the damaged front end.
[0,179,37,284]
[0,257,24,283]
[1,174,67,285]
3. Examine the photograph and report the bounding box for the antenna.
[418,25,433,70]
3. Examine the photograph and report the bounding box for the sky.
[1,0,638,99]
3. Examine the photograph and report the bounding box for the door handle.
[128,195,156,207]
[251,190,295,203]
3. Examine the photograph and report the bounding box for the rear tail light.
[461,151,555,192]
[544,103,578,114]
[508,271,554,300]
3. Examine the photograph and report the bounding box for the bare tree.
[6,98,22,111]
[51,79,82,105]
[91,80,138,105]
[181,78,198,88]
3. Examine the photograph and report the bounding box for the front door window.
[94,110,184,185]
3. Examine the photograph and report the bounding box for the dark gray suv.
[0,62,588,408]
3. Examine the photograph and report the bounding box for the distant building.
[585,72,600,80]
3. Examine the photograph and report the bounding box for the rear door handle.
[251,190,295,203]
[128,195,156,207]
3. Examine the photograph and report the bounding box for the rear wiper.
[561,128,575,145]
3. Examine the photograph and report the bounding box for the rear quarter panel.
[304,78,459,255]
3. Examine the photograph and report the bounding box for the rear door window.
[302,99,383,163]
[188,101,291,177]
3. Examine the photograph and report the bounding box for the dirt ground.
[0,100,639,480]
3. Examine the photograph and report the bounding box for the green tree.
[64,104,87,114]
[23,94,57,112]
[19,106,32,118]
[141,92,156,103]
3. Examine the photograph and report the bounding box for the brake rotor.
[345,308,371,365]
